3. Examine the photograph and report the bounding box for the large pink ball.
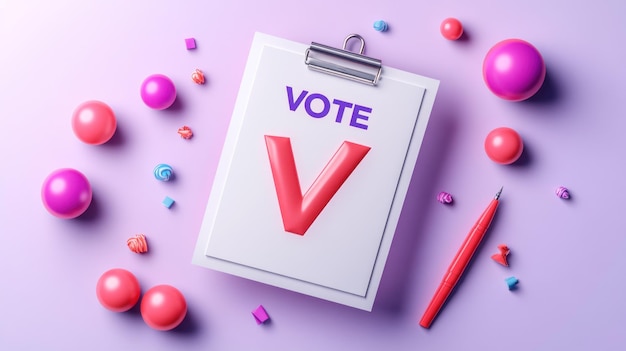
[41,168,93,219]
[140,74,177,110]
[96,268,141,312]
[141,285,187,331]
[483,39,546,101]
[71,100,117,145]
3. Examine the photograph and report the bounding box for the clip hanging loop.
[305,34,382,86]
[343,34,366,55]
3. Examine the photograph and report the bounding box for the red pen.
[419,187,502,328]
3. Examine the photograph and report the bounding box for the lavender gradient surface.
[1,1,625,350]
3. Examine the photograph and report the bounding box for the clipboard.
[193,32,439,311]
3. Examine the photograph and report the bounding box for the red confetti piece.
[191,69,205,84]
[177,126,193,139]
[491,244,510,266]
[127,234,148,254]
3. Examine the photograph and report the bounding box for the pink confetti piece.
[555,186,570,199]
[437,191,453,204]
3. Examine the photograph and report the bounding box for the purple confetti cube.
[252,305,270,324]
[185,38,196,50]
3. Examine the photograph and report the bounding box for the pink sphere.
[96,268,141,312]
[41,168,93,219]
[483,39,546,101]
[140,74,177,110]
[141,285,187,331]
[71,100,117,145]
[440,18,463,40]
[484,127,524,164]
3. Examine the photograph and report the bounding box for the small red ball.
[440,17,463,40]
[484,127,524,164]
[96,268,141,312]
[141,285,187,331]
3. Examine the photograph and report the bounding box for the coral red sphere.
[484,127,524,164]
[440,18,463,40]
[96,268,141,312]
[141,285,187,331]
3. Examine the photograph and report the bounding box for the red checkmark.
[265,135,371,235]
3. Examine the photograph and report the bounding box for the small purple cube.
[185,38,196,50]
[252,305,270,324]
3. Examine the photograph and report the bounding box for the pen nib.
[495,187,503,200]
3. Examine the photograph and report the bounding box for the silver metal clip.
[305,34,382,86]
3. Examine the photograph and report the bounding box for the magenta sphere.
[41,168,93,219]
[483,39,546,101]
[140,74,177,110]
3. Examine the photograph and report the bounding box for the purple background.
[1,1,625,350]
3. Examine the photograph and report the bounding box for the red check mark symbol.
[265,135,371,235]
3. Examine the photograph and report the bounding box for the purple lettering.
[332,99,353,123]
[285,86,372,130]
[305,93,330,118]
[286,86,308,111]
[350,105,371,130]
